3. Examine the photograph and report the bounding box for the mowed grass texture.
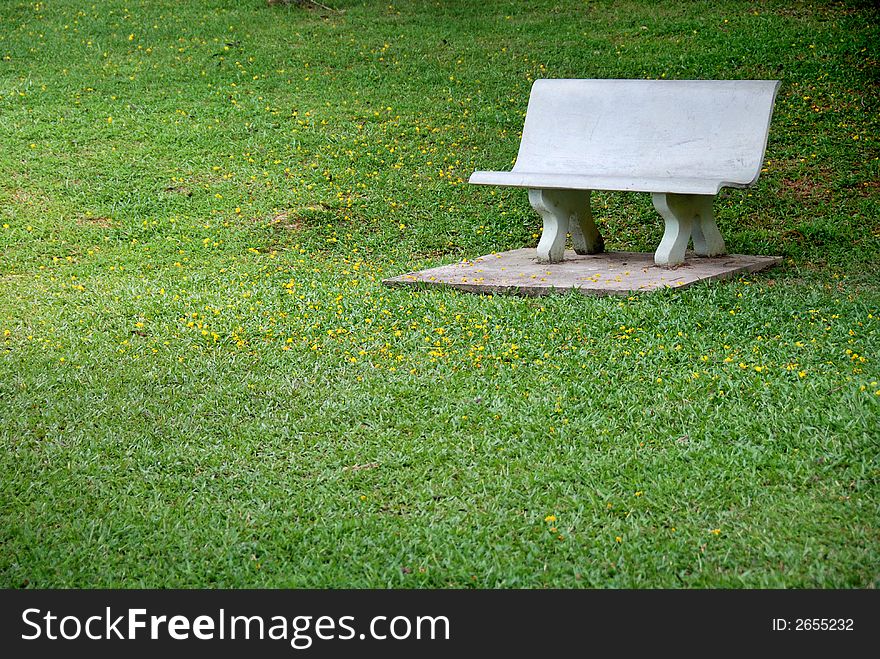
[0,0,877,588]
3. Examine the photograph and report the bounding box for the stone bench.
[469,79,780,266]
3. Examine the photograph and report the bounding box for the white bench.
[469,79,780,266]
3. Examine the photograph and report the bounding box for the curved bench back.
[507,78,780,193]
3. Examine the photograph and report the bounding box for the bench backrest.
[514,79,780,189]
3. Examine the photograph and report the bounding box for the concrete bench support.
[652,193,726,266]
[528,188,604,264]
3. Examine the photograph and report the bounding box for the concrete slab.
[383,249,781,297]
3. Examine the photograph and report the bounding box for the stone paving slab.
[383,249,781,297]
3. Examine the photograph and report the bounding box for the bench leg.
[569,191,605,257]
[528,189,603,264]
[652,193,726,266]
[689,196,726,258]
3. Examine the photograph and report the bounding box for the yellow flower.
[544,515,556,523]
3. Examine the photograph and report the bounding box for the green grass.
[1,0,877,588]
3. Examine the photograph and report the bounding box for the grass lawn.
[0,0,877,588]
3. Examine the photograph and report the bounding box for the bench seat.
[469,78,780,266]
[468,171,733,196]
